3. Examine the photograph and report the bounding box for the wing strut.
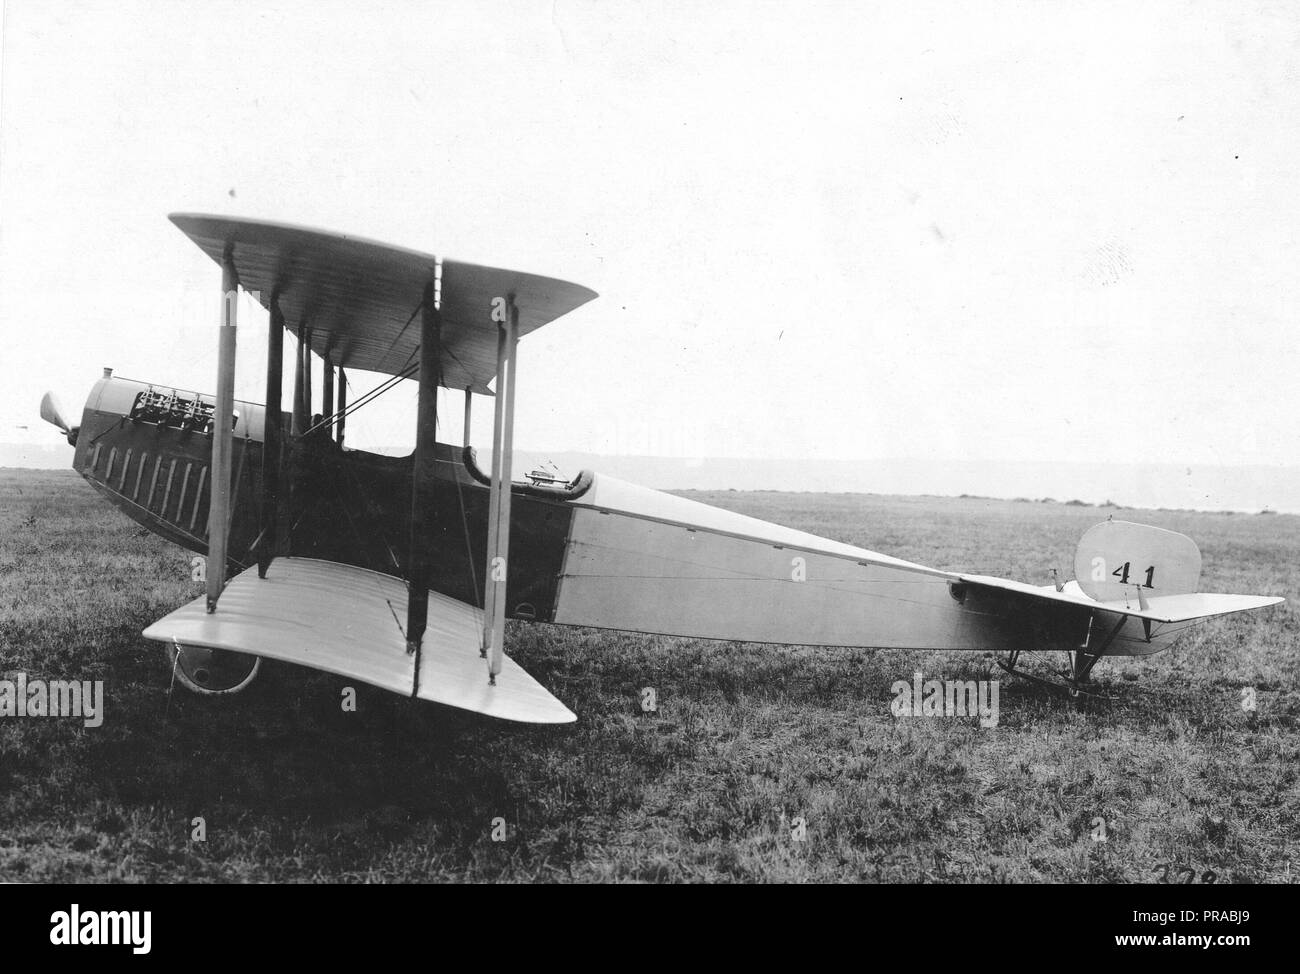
[321,349,335,438]
[482,298,519,681]
[482,325,506,653]
[257,295,284,578]
[206,251,239,612]
[302,327,313,425]
[406,280,441,674]
[291,322,307,436]
[336,368,347,447]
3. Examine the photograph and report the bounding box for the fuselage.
[74,373,572,619]
[73,373,1170,658]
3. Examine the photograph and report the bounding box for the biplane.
[39,214,1284,721]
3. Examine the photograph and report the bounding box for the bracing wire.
[302,361,418,437]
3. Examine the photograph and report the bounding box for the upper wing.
[169,213,598,393]
[143,557,576,724]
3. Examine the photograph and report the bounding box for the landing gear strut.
[1064,647,1103,698]
[997,614,1127,698]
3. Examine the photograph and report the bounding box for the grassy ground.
[0,468,1295,883]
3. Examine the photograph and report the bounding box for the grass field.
[0,468,1296,883]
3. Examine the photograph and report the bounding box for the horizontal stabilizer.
[1122,591,1286,622]
[143,558,576,724]
[960,573,1284,624]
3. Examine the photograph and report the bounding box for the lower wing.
[143,558,576,724]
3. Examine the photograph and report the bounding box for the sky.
[1,0,1298,471]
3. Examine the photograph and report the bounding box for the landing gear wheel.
[165,642,261,695]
